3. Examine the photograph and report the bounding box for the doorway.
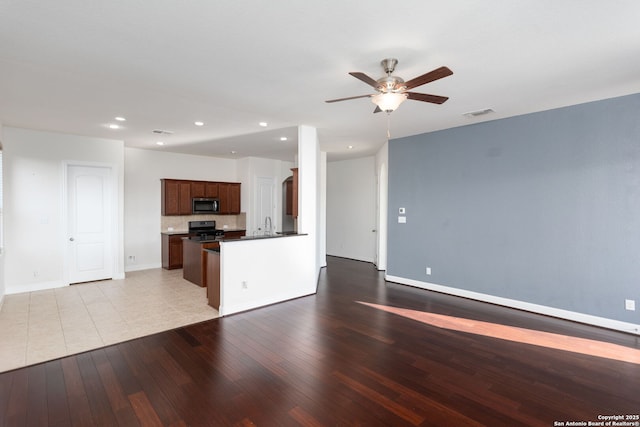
[256,177,275,234]
[66,165,114,284]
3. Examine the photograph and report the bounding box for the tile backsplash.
[161,213,246,232]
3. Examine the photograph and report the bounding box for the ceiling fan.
[326,58,453,113]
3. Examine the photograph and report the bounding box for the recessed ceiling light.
[108,124,120,129]
[231,150,237,154]
[348,145,353,149]
[114,116,126,122]
[259,122,268,127]
[156,141,164,146]
[280,137,288,141]
[194,121,204,126]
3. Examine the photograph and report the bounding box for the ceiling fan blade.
[325,94,373,103]
[406,92,449,104]
[404,66,453,90]
[373,106,382,113]
[349,72,379,88]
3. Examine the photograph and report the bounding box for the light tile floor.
[0,268,218,373]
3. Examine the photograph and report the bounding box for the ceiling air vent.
[152,129,174,135]
[463,108,494,118]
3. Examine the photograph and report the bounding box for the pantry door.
[67,165,114,284]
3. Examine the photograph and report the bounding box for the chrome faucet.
[264,216,272,235]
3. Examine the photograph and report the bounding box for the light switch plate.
[625,299,636,311]
[399,207,406,214]
[398,216,407,223]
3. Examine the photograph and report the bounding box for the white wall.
[2,127,125,293]
[219,124,323,315]
[298,125,325,275]
[124,147,237,271]
[0,123,4,305]
[326,156,376,262]
[219,235,316,315]
[375,142,389,270]
[236,156,294,236]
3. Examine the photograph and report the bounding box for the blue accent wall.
[388,93,640,323]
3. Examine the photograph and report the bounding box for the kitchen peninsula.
[203,232,314,316]
[182,224,246,287]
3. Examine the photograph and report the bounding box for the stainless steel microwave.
[192,198,219,214]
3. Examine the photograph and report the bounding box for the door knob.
[69,237,75,241]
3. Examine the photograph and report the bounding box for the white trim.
[385,274,640,336]
[124,262,161,273]
[6,280,68,294]
[62,160,121,285]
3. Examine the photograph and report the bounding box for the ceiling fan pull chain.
[387,114,391,139]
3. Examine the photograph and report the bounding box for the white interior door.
[67,165,113,284]
[256,177,275,234]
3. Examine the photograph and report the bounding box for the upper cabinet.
[218,182,241,214]
[161,179,240,216]
[161,179,192,215]
[191,181,219,198]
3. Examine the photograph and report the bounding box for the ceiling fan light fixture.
[372,92,408,113]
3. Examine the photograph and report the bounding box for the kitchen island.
[182,229,245,287]
[204,232,315,316]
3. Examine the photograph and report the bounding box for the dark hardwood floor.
[1,256,639,426]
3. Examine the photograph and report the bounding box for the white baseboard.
[124,262,161,273]
[385,275,640,336]
[6,280,68,295]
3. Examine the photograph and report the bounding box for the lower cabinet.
[183,239,220,287]
[206,250,221,310]
[223,230,245,240]
[161,233,189,269]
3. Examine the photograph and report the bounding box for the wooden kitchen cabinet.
[223,230,246,240]
[206,250,221,310]
[162,179,239,215]
[161,179,192,215]
[161,233,189,269]
[189,180,219,199]
[205,182,219,198]
[218,183,241,214]
[183,238,220,287]
[191,181,205,198]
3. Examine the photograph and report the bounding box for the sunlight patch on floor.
[359,302,640,364]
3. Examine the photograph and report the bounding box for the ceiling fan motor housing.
[381,58,398,74]
[378,59,405,92]
[377,75,405,93]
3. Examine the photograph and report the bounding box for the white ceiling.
[1,1,640,162]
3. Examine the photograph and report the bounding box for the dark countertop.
[228,232,306,242]
[161,228,246,236]
[183,237,224,243]
[203,233,305,251]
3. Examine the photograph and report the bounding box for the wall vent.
[463,108,494,118]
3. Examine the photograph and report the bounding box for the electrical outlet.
[426,267,432,275]
[128,255,136,263]
[242,281,248,289]
[625,299,636,311]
